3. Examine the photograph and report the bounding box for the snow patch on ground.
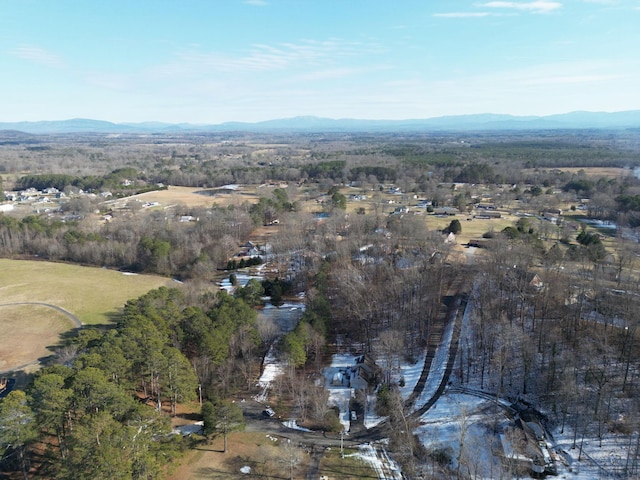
[413,317,454,412]
[416,394,502,475]
[323,353,360,432]
[551,424,634,478]
[172,421,203,436]
[255,343,283,403]
[219,272,264,292]
[282,419,313,432]
[396,351,426,400]
[364,392,385,429]
[356,443,403,480]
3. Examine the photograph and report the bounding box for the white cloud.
[291,68,364,82]
[83,72,135,91]
[520,73,625,86]
[8,44,64,67]
[153,38,385,76]
[479,1,563,13]
[291,65,390,82]
[433,12,492,17]
[435,1,560,18]
[243,0,268,5]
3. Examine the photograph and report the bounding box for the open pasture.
[109,185,262,209]
[0,259,173,324]
[0,259,172,372]
[524,166,634,178]
[425,213,517,245]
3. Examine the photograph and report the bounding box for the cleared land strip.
[353,280,469,441]
[411,290,466,418]
[404,290,459,410]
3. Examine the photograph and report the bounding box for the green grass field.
[0,259,173,372]
[0,259,173,325]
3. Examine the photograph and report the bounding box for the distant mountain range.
[2,110,640,134]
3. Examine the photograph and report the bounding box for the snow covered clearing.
[255,343,283,403]
[418,394,506,473]
[396,351,426,400]
[355,443,403,480]
[412,317,454,412]
[172,421,203,436]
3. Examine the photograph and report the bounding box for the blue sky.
[1,0,639,123]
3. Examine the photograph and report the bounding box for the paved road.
[240,397,362,450]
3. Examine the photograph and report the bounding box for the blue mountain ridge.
[1,111,640,134]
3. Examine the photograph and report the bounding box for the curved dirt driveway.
[0,302,82,327]
[0,302,82,374]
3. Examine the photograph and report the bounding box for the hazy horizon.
[3,109,640,127]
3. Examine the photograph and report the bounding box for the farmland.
[0,258,172,372]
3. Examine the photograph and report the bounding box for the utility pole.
[288,439,293,480]
[340,430,345,458]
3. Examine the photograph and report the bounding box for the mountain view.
[2,110,640,134]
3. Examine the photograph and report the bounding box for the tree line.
[0,286,265,479]
[0,205,254,278]
[14,168,162,196]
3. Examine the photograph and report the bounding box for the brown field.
[113,185,262,209]
[425,213,518,246]
[167,432,309,480]
[523,167,634,178]
[166,432,375,480]
[0,304,74,373]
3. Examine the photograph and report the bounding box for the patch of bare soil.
[249,225,280,244]
[167,432,309,480]
[136,186,260,208]
[523,167,633,178]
